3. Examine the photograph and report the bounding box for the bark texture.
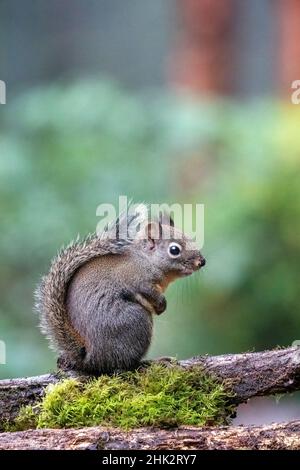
[179,346,300,402]
[0,421,300,450]
[0,373,60,423]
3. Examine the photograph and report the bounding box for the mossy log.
[180,346,300,401]
[1,347,300,424]
[1,421,300,450]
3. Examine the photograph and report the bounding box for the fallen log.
[0,421,300,450]
[180,346,300,401]
[1,347,300,423]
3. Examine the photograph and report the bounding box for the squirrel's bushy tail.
[35,205,149,364]
[35,235,132,362]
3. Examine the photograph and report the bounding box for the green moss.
[14,364,235,430]
[7,406,38,432]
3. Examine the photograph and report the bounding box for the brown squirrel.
[36,206,205,374]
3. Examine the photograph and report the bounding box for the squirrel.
[36,206,205,374]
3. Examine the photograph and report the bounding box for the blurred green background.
[1,82,299,379]
[0,0,300,423]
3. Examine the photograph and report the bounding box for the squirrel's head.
[134,218,205,283]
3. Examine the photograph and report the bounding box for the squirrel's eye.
[168,243,182,258]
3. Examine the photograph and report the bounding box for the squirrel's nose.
[194,256,206,269]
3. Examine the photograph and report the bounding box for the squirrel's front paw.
[143,289,167,315]
[135,287,167,315]
[155,295,167,315]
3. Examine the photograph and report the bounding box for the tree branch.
[1,421,300,450]
[1,347,300,424]
[179,346,300,402]
[0,373,60,423]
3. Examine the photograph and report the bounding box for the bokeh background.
[1,0,300,423]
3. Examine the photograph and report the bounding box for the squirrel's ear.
[144,221,162,249]
[159,211,174,228]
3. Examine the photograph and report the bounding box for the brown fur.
[36,214,204,374]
